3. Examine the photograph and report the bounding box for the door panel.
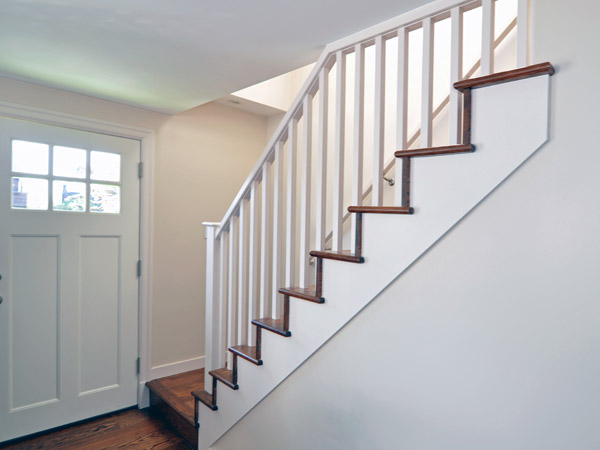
[0,117,140,442]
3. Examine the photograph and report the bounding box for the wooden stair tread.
[348,206,414,214]
[279,286,324,303]
[209,368,238,390]
[454,62,555,91]
[229,345,263,365]
[252,317,291,337]
[192,390,217,411]
[146,370,204,427]
[395,144,474,158]
[310,250,364,263]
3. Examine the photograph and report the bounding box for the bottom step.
[147,369,204,448]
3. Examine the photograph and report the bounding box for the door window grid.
[10,139,122,213]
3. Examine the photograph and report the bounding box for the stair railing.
[203,0,531,394]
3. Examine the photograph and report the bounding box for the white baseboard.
[149,356,205,380]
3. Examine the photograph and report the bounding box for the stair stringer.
[198,74,551,449]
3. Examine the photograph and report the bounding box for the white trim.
[149,356,206,380]
[0,100,155,409]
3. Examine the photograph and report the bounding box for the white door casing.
[0,117,140,442]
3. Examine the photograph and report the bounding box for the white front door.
[0,117,140,442]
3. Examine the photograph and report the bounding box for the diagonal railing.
[203,0,531,397]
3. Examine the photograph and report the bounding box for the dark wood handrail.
[454,62,555,91]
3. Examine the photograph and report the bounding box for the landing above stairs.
[146,369,204,448]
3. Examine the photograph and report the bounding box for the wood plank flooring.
[0,408,192,450]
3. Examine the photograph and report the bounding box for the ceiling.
[0,0,430,114]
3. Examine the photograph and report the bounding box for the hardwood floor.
[0,408,192,450]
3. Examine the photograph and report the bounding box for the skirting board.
[149,356,206,380]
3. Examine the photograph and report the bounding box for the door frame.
[0,100,155,408]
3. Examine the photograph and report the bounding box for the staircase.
[150,1,555,448]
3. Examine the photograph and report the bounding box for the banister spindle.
[351,44,364,253]
[271,142,284,319]
[421,17,434,148]
[259,163,271,318]
[372,35,386,206]
[299,95,312,288]
[332,51,346,252]
[203,223,219,395]
[449,7,464,145]
[315,68,329,251]
[516,0,529,67]
[396,27,408,207]
[238,199,248,345]
[218,231,228,369]
[227,218,238,369]
[285,120,297,287]
[481,0,495,75]
[247,180,259,345]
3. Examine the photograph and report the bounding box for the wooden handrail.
[323,16,517,247]
[214,0,489,238]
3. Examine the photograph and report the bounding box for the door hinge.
[138,162,144,179]
[137,260,142,277]
[136,357,141,374]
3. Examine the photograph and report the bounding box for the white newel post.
[203,222,220,395]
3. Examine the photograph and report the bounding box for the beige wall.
[0,77,269,370]
[151,102,267,366]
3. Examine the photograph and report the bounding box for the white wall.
[212,0,600,448]
[0,78,269,373]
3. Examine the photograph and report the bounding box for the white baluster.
[203,223,219,394]
[351,44,364,253]
[271,141,284,319]
[332,51,346,252]
[299,95,312,288]
[259,163,271,318]
[421,17,434,148]
[481,0,495,75]
[247,181,259,345]
[517,0,529,67]
[396,28,408,206]
[372,35,386,206]
[315,68,329,251]
[450,7,464,145]
[227,218,238,369]
[238,199,248,345]
[285,120,297,287]
[218,231,228,368]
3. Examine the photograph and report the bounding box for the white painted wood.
[421,17,434,148]
[149,356,206,381]
[396,28,408,206]
[315,69,329,251]
[449,7,464,145]
[215,0,481,238]
[517,0,530,67]
[285,120,297,286]
[299,96,312,288]
[351,44,364,253]
[218,231,228,369]
[247,181,259,345]
[481,0,495,76]
[0,118,139,441]
[238,199,248,346]
[372,35,386,207]
[259,163,271,318]
[227,218,238,369]
[203,224,218,394]
[198,74,551,449]
[0,101,154,409]
[271,142,284,319]
[332,51,346,252]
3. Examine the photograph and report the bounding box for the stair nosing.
[229,345,263,365]
[252,318,291,337]
[278,287,325,303]
[309,250,364,263]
